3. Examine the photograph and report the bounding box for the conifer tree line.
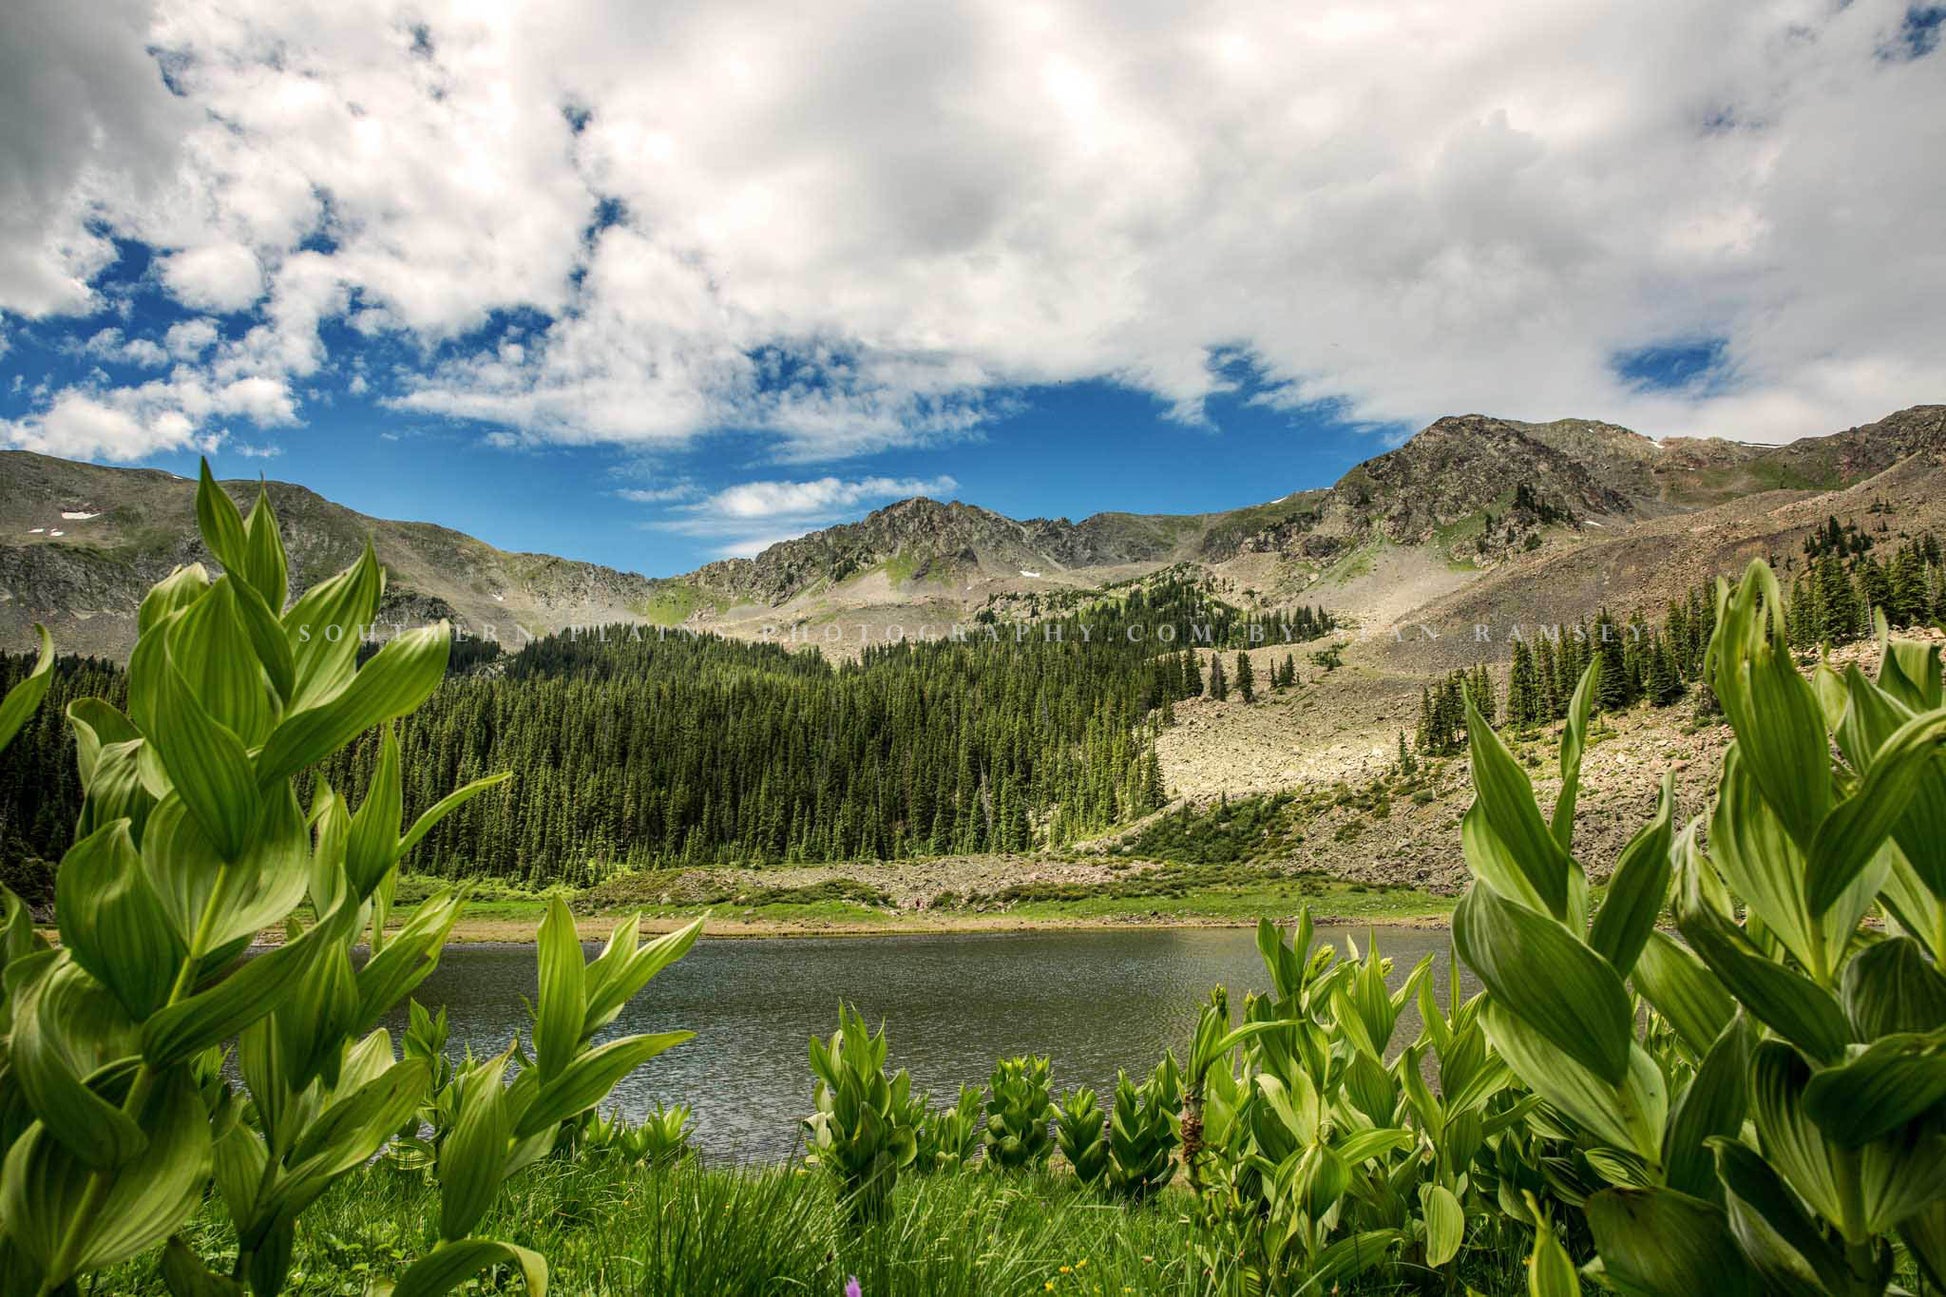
[0,654,125,901]
[1415,520,1946,756]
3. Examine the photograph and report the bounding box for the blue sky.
[5,0,1943,576]
[1,263,1407,573]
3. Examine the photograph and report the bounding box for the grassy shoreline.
[385,872,1456,942]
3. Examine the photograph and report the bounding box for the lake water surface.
[398,925,1464,1163]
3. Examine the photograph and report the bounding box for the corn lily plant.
[804,1004,919,1224]
[983,1055,1054,1171]
[913,1084,983,1172]
[0,468,700,1297]
[1453,560,1946,1296]
[1053,1087,1109,1186]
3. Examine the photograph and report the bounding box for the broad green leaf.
[1455,882,1632,1086]
[1662,1015,1752,1199]
[514,1031,693,1138]
[256,622,450,786]
[1631,930,1733,1059]
[391,1237,547,1297]
[346,725,403,897]
[229,574,295,707]
[141,786,310,954]
[66,697,138,791]
[8,957,146,1168]
[1677,902,1851,1064]
[141,900,354,1065]
[1803,1031,1946,1147]
[1711,1137,1850,1297]
[1585,1187,1761,1297]
[1842,935,1946,1038]
[167,577,275,748]
[0,623,53,753]
[0,1064,211,1284]
[1419,1182,1464,1267]
[1806,707,1946,916]
[583,916,702,1040]
[1307,1228,1401,1291]
[148,651,260,862]
[1860,1127,1946,1235]
[136,565,210,639]
[239,486,289,613]
[1589,771,1673,976]
[532,896,586,1080]
[1480,1002,1665,1164]
[281,542,382,712]
[56,819,183,1019]
[160,1235,246,1297]
[1749,1041,1851,1238]
[355,889,464,1032]
[438,1053,514,1241]
[1465,694,1575,918]
[195,460,250,575]
[1709,562,1830,849]
[1708,746,1820,974]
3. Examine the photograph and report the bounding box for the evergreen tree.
[1208,653,1229,702]
[1234,651,1255,703]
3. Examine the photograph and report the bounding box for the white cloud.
[159,243,265,313]
[3,0,1946,460]
[615,482,701,504]
[654,473,957,556]
[697,475,958,521]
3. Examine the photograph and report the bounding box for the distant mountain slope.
[0,451,668,658]
[4,403,1941,660]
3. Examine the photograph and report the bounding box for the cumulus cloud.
[652,473,958,556]
[3,0,1946,461]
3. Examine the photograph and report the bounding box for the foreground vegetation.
[2,470,1943,1295]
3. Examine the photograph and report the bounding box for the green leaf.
[1806,707,1946,916]
[1842,936,1946,1038]
[1480,1002,1665,1164]
[160,1235,246,1297]
[1465,694,1575,918]
[0,1063,211,1284]
[1585,1187,1760,1297]
[1527,1207,1580,1297]
[1708,745,1821,974]
[1662,1015,1752,1199]
[1552,657,1599,851]
[1419,1182,1464,1267]
[66,697,138,790]
[397,771,512,860]
[1860,1126,1946,1236]
[256,622,450,786]
[0,623,54,753]
[438,1054,514,1241]
[1748,1041,1850,1236]
[346,725,403,898]
[1901,1198,1946,1291]
[140,786,310,954]
[8,957,146,1168]
[167,577,275,748]
[1631,931,1734,1059]
[581,916,702,1041]
[136,565,211,640]
[281,542,382,712]
[355,889,464,1032]
[195,460,250,575]
[1711,1136,1850,1297]
[1455,882,1632,1086]
[141,900,354,1065]
[1589,771,1674,976]
[147,649,260,862]
[1676,902,1851,1064]
[239,486,289,613]
[1803,1031,1946,1148]
[56,819,183,1019]
[228,574,295,707]
[514,1031,693,1138]
[532,896,586,1081]
[391,1237,547,1297]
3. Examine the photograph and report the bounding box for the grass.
[630,581,727,626]
[103,1155,1526,1296]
